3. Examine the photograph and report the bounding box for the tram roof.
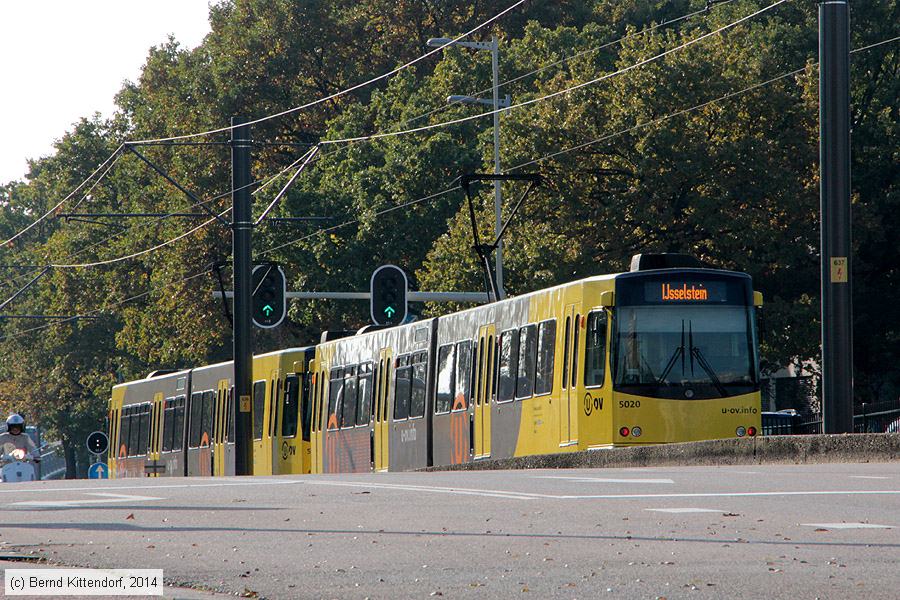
[253,346,315,359]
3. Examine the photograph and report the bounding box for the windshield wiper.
[657,320,686,385]
[688,322,727,396]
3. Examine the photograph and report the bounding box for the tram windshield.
[612,304,758,400]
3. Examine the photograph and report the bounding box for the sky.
[0,1,212,184]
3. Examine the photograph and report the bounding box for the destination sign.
[645,281,727,303]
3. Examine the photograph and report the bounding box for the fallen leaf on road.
[125,514,134,520]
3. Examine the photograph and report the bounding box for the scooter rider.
[0,414,40,462]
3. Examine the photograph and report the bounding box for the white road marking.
[555,490,900,500]
[301,481,900,502]
[303,480,539,500]
[0,478,302,496]
[849,476,890,480]
[12,493,164,508]
[646,508,724,513]
[4,477,900,504]
[537,476,675,484]
[802,523,894,529]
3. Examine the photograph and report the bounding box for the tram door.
[269,370,281,474]
[373,348,392,472]
[560,304,581,446]
[148,393,164,477]
[309,361,322,474]
[473,324,496,459]
[213,379,229,476]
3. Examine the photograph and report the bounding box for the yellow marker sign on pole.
[830,257,848,283]
[240,395,251,413]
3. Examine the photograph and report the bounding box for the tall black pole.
[819,1,853,433]
[232,117,254,473]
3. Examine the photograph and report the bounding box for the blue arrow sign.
[89,462,108,479]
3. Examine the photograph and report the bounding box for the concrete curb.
[420,433,900,471]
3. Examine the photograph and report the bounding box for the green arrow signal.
[263,305,274,316]
[384,306,396,318]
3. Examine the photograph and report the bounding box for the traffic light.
[370,264,408,326]
[252,264,286,328]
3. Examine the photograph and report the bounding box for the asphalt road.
[1,463,898,599]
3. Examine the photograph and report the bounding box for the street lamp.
[428,35,508,299]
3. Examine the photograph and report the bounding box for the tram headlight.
[736,426,746,437]
[631,426,642,438]
[619,427,630,437]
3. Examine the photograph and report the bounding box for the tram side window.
[131,407,141,456]
[138,404,151,456]
[312,375,321,433]
[227,389,235,443]
[435,344,455,414]
[410,354,427,419]
[562,317,571,389]
[301,373,312,440]
[383,359,391,422]
[173,396,186,450]
[535,320,557,395]
[282,375,300,439]
[356,364,373,426]
[498,329,519,402]
[129,407,138,457]
[252,381,266,441]
[120,408,131,457]
[394,357,411,420]
[517,324,537,399]
[189,392,203,448]
[327,368,343,430]
[269,380,280,438]
[201,391,214,445]
[489,335,497,401]
[133,407,142,455]
[162,399,175,452]
[585,311,608,387]
[455,341,473,410]
[317,374,326,432]
[572,314,581,387]
[126,407,136,456]
[309,371,320,433]
[342,368,358,429]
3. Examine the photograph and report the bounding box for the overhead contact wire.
[125,0,529,145]
[401,2,726,129]
[0,144,124,249]
[3,31,897,342]
[319,0,789,146]
[508,33,900,170]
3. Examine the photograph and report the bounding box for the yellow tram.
[109,254,762,477]
[310,254,762,473]
[108,348,315,478]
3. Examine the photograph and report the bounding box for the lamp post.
[428,35,509,299]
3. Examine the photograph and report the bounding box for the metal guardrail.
[765,400,900,435]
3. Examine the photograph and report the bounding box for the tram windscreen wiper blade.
[657,320,685,385]
[690,345,727,397]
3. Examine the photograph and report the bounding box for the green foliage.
[0,0,897,462]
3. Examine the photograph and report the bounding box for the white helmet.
[6,414,25,430]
